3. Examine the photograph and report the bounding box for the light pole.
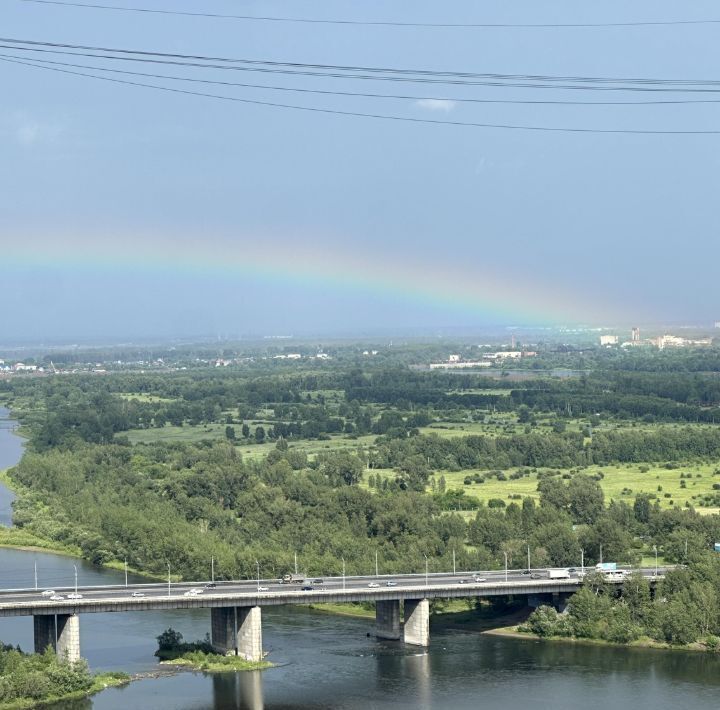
[452,548,456,576]
[34,560,37,591]
[342,557,346,591]
[256,560,260,591]
[73,564,78,596]
[424,554,429,587]
[599,544,603,565]
[167,563,171,597]
[527,545,531,572]
[653,545,658,577]
[503,552,508,583]
[124,558,128,588]
[294,552,298,575]
[580,549,585,575]
[375,550,379,578]
[211,556,215,584]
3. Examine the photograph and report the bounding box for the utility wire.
[2,38,720,92]
[18,0,720,29]
[3,52,720,106]
[3,55,720,134]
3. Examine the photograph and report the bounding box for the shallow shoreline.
[484,625,716,654]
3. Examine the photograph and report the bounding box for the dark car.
[205,582,217,589]
[522,570,531,575]
[301,585,315,591]
[312,579,324,584]
[568,568,577,574]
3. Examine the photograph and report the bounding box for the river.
[1,409,720,709]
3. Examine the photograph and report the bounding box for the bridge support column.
[33,615,56,654]
[552,592,571,614]
[375,600,401,640]
[403,599,429,647]
[211,607,263,661]
[237,607,263,663]
[56,614,81,663]
[33,614,81,663]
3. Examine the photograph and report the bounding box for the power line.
[3,55,719,134]
[18,0,720,29]
[2,37,720,92]
[3,52,719,106]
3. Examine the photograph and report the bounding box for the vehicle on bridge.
[548,569,571,580]
[280,573,305,584]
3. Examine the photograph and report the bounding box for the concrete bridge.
[0,568,664,664]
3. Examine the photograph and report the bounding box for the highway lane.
[0,567,667,607]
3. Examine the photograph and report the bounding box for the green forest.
[3,342,720,652]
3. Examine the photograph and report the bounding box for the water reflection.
[212,671,264,710]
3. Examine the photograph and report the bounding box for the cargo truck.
[548,569,571,579]
[280,573,305,584]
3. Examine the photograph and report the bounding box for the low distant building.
[483,351,523,360]
[600,335,619,346]
[429,361,491,369]
[448,354,461,362]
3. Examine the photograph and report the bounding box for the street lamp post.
[503,552,508,583]
[452,548,456,576]
[167,563,171,597]
[653,545,658,577]
[211,556,215,584]
[256,560,260,591]
[342,557,346,591]
[34,560,37,591]
[599,544,603,565]
[527,545,531,572]
[580,549,585,574]
[124,558,128,588]
[424,554,429,587]
[375,550,379,578]
[73,564,78,596]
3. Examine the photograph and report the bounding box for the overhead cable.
[19,0,720,29]
[3,55,720,134]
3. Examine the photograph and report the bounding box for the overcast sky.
[1,0,719,341]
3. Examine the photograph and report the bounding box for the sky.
[1,0,719,341]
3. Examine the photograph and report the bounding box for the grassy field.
[438,463,720,512]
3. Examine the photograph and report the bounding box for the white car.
[49,595,64,601]
[41,590,56,597]
[67,593,83,600]
[131,591,145,597]
[473,576,487,583]
[257,586,269,592]
[189,588,203,595]
[368,582,380,588]
[386,581,397,587]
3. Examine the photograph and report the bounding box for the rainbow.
[2,232,610,324]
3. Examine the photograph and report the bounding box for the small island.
[155,629,273,673]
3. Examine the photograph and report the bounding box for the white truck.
[280,573,305,584]
[548,569,571,579]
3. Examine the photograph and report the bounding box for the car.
[67,593,83,600]
[386,581,397,587]
[367,582,380,588]
[473,576,487,583]
[568,568,577,574]
[49,595,64,601]
[189,588,203,595]
[521,570,531,575]
[131,591,145,597]
[257,586,270,592]
[205,582,217,589]
[458,579,468,584]
[312,579,324,584]
[530,573,542,580]
[41,590,56,597]
[183,591,195,597]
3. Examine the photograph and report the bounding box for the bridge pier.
[375,600,401,640]
[403,599,430,647]
[33,615,55,654]
[33,614,81,663]
[211,607,263,662]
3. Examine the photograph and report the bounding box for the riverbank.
[0,671,130,710]
[486,624,719,654]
